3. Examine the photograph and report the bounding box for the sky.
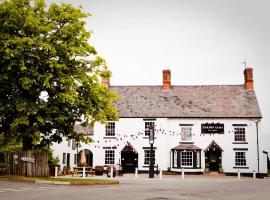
[48,0,270,152]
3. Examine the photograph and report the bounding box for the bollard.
[159,170,162,179]
[54,166,58,178]
[253,170,256,179]
[237,170,240,180]
[110,167,113,178]
[135,168,138,179]
[83,167,86,178]
[182,168,185,179]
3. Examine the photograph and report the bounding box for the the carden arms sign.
[201,123,224,134]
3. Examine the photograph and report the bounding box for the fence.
[4,150,49,177]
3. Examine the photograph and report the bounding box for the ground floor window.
[235,152,246,166]
[172,149,201,168]
[74,154,77,165]
[62,153,66,164]
[181,151,193,167]
[105,150,115,165]
[144,149,155,165]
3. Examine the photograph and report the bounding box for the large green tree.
[0,0,118,150]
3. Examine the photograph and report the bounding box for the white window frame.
[234,127,246,142]
[181,126,192,141]
[105,150,115,165]
[144,149,156,165]
[196,151,200,168]
[235,151,247,166]
[181,151,193,167]
[145,121,155,136]
[173,151,177,167]
[105,122,115,136]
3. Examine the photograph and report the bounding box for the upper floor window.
[234,127,246,142]
[181,126,192,141]
[105,122,115,136]
[235,152,246,166]
[145,122,155,136]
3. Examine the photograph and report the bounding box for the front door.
[206,151,221,171]
[121,151,138,173]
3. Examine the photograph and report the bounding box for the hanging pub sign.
[201,123,224,134]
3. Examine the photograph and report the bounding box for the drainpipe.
[255,119,261,175]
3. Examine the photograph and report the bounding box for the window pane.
[105,150,115,165]
[234,128,246,142]
[74,154,77,164]
[181,127,192,141]
[106,122,115,136]
[144,149,155,165]
[181,151,193,167]
[235,152,246,166]
[62,153,66,164]
[145,122,155,136]
[173,151,177,167]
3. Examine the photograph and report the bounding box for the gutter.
[255,119,261,175]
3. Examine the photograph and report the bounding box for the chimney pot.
[162,69,171,90]
[244,67,254,90]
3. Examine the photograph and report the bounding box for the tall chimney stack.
[244,67,254,90]
[162,69,171,90]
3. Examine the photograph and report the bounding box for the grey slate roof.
[74,124,93,135]
[110,85,262,118]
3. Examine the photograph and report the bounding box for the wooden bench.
[71,167,94,177]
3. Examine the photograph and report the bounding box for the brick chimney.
[102,78,110,88]
[244,67,254,90]
[162,69,171,90]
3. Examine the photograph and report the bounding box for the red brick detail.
[162,69,171,90]
[244,68,253,90]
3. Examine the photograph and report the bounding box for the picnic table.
[71,167,94,177]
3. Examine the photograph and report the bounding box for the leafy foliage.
[0,0,118,150]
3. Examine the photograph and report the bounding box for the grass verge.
[0,176,119,185]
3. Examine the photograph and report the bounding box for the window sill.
[142,165,158,168]
[143,137,157,139]
[103,136,116,139]
[233,166,249,169]
[232,142,248,144]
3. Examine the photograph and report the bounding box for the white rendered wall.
[52,118,267,174]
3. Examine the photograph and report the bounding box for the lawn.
[0,176,119,184]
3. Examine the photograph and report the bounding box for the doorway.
[79,149,93,167]
[121,142,138,173]
[204,140,223,172]
[205,151,221,171]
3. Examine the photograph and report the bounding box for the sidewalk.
[59,172,263,184]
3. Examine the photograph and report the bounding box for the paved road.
[0,178,269,200]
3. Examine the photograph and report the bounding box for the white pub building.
[52,68,268,176]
